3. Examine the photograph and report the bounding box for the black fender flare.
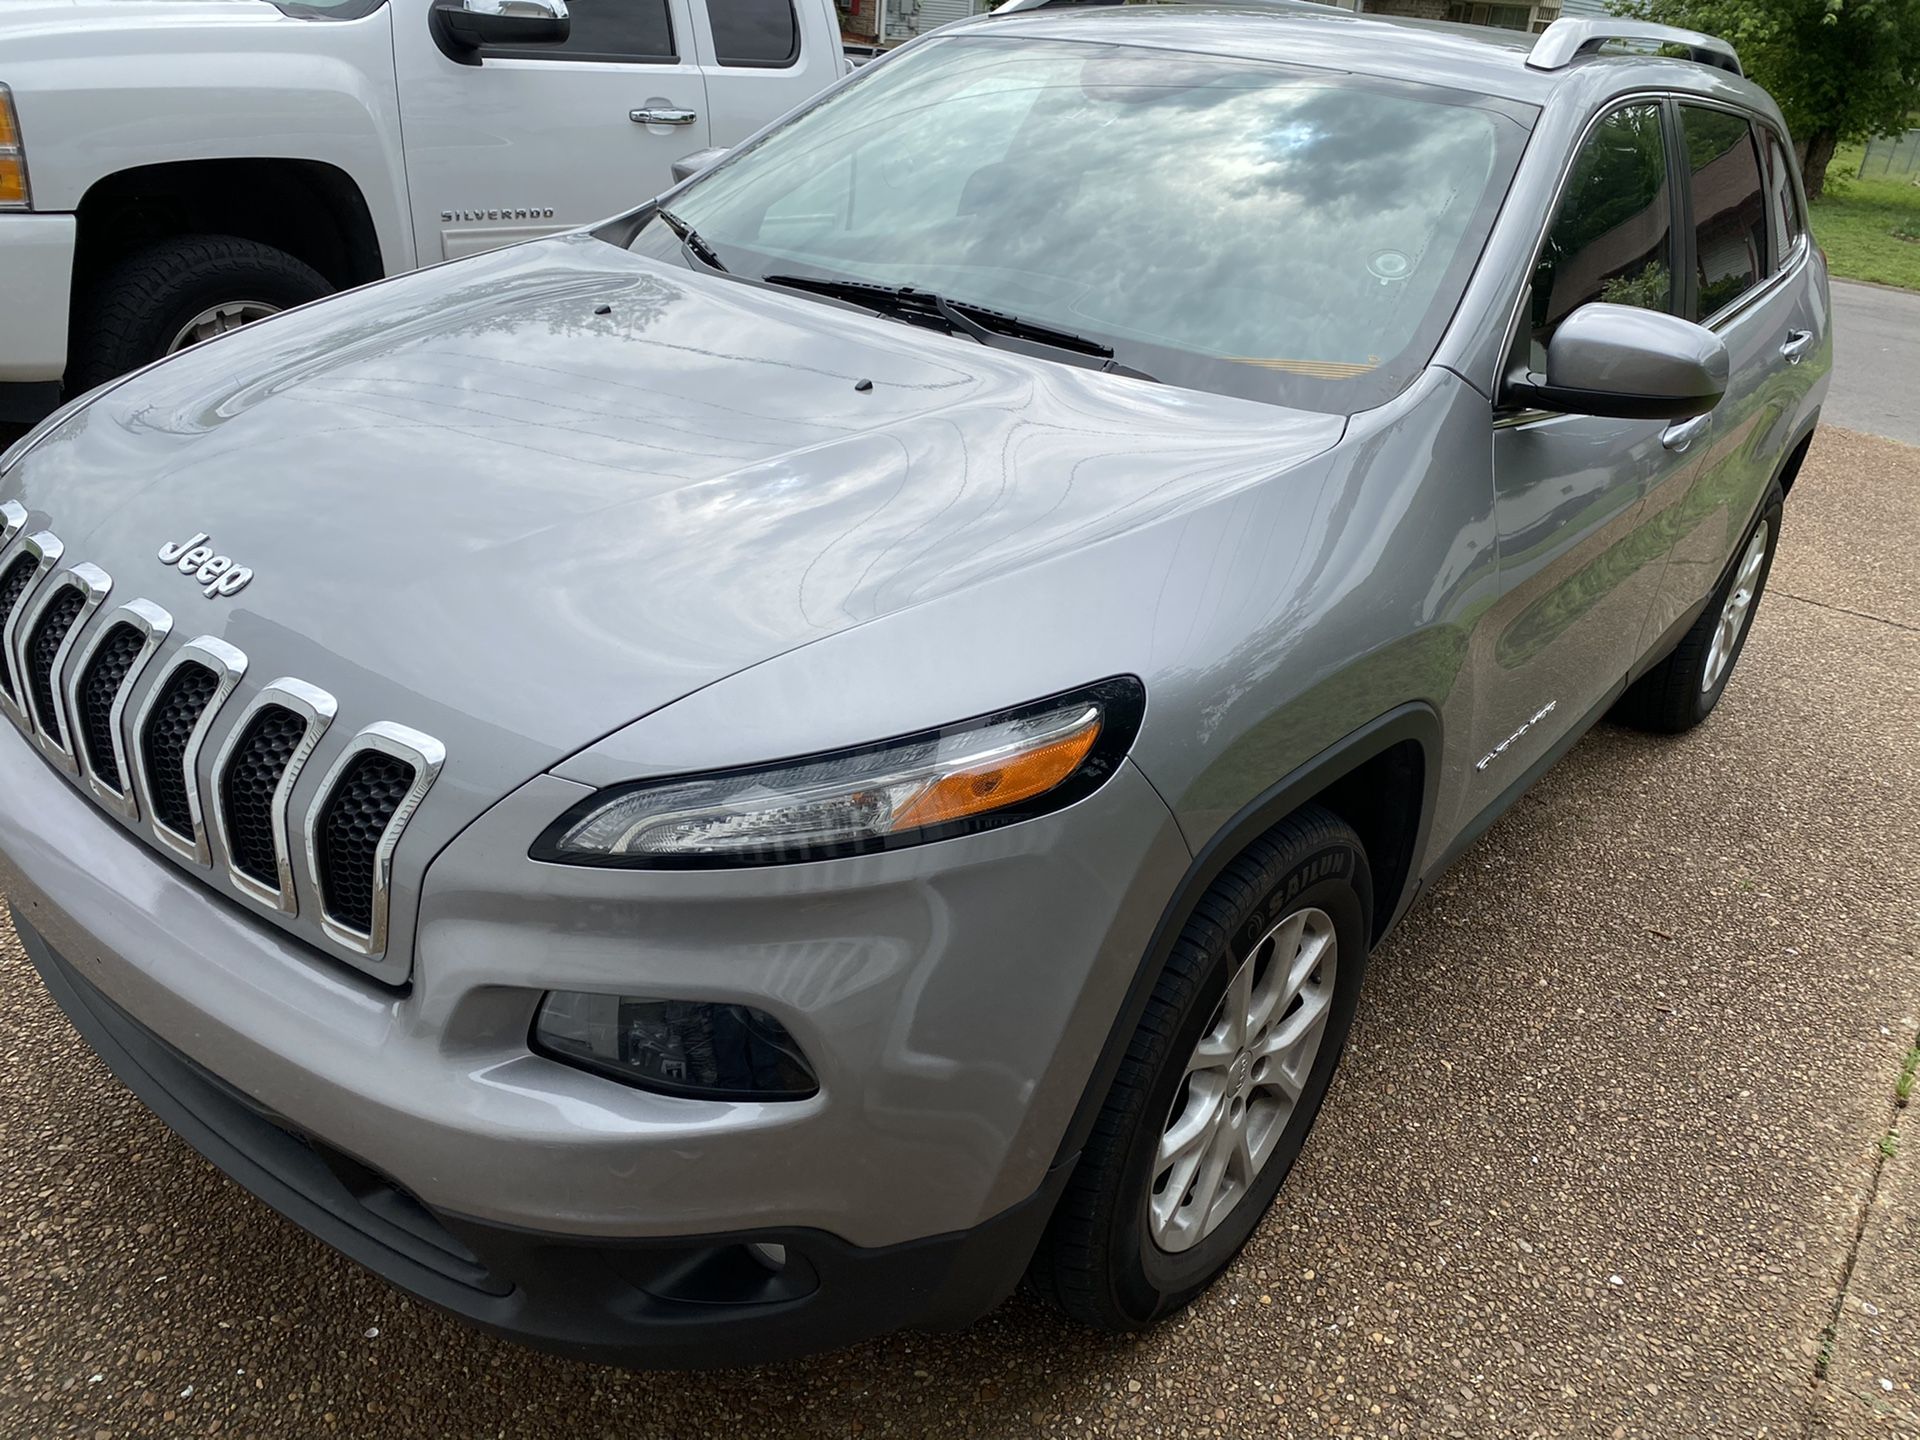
[1053,701,1442,1166]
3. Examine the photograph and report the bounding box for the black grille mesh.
[78,624,144,792]
[141,662,219,836]
[221,705,307,889]
[26,587,86,736]
[317,751,417,935]
[0,555,36,700]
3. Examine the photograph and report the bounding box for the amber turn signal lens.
[889,713,1101,831]
[0,86,26,208]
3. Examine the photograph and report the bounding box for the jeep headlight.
[0,86,30,209]
[532,677,1145,868]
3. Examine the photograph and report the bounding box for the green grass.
[1810,140,1920,291]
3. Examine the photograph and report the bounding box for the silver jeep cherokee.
[0,1,1830,1365]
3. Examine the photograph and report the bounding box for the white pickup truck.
[0,0,852,424]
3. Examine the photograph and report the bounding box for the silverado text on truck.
[0,4,1830,1366]
[0,0,850,422]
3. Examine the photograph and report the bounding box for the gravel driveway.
[2,427,1917,1439]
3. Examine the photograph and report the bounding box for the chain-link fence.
[1860,130,1920,179]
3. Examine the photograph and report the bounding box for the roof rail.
[992,0,1336,15]
[1527,17,1743,77]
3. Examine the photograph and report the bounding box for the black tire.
[1613,480,1784,734]
[1031,805,1372,1330]
[67,235,332,393]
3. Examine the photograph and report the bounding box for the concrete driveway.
[1,422,1916,1438]
[1826,281,1920,447]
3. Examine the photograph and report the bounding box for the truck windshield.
[633,35,1531,413]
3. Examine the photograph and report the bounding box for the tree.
[1611,0,1920,198]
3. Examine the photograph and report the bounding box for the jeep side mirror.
[432,0,570,53]
[1504,302,1729,421]
[671,148,731,185]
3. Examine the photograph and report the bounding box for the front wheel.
[67,235,333,393]
[1031,805,1372,1330]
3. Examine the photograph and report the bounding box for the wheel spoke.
[1155,1080,1223,1170]
[1256,983,1331,1060]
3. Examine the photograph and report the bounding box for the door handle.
[1780,329,1816,364]
[1661,414,1712,453]
[630,107,698,126]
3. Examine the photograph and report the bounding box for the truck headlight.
[531,677,1145,868]
[0,86,30,209]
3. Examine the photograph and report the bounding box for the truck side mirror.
[432,0,570,54]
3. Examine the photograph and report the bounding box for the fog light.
[533,992,818,1100]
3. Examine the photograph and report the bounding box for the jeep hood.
[4,234,1343,814]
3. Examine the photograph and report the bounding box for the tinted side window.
[1681,106,1768,318]
[489,0,675,62]
[713,0,798,65]
[1528,103,1673,363]
[1761,128,1806,268]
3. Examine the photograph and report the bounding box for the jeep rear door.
[390,0,712,262]
[1633,103,1827,657]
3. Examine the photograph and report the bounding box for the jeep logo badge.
[157,531,254,599]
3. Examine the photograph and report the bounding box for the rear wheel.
[1614,481,1783,734]
[1031,805,1371,1329]
[68,235,332,392]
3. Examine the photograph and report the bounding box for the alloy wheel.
[1148,906,1338,1253]
[1702,526,1769,694]
[167,300,283,355]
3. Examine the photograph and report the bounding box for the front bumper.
[20,913,1072,1367]
[0,702,1191,1357]
[0,213,75,394]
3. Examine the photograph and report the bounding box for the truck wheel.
[1032,805,1372,1330]
[1613,480,1784,735]
[68,235,332,393]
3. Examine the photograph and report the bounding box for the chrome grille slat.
[130,635,247,867]
[0,531,63,722]
[65,598,173,817]
[18,562,112,773]
[210,678,337,916]
[304,722,445,960]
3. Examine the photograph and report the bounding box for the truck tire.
[68,235,332,393]
[1613,480,1784,735]
[1031,805,1372,1330]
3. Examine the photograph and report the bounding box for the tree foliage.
[1611,0,1920,196]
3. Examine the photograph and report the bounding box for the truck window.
[712,0,799,66]
[1679,105,1768,320]
[487,0,676,62]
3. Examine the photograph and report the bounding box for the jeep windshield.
[621,35,1532,413]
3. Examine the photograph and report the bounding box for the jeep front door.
[1470,101,1700,813]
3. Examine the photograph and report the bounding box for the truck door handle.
[1780,329,1815,364]
[631,108,699,126]
[1661,414,1712,452]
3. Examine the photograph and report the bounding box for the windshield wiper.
[762,274,1154,380]
[657,208,726,272]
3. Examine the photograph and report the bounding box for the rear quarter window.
[1680,105,1769,319]
[713,0,799,66]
